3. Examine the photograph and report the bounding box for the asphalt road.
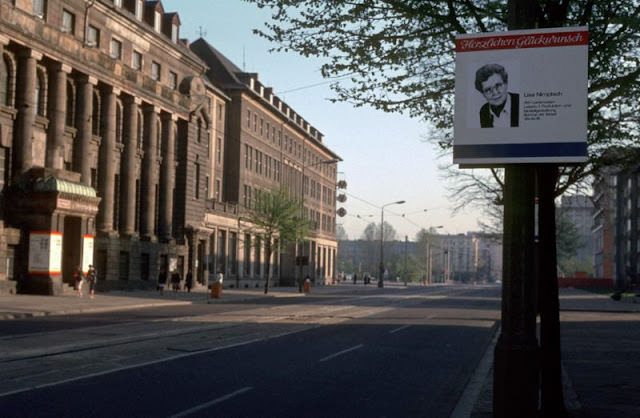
[0,285,502,417]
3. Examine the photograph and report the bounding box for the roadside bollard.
[211,282,222,299]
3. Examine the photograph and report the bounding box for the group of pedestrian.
[350,273,373,285]
[73,264,97,299]
[157,268,193,295]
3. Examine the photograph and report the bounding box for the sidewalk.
[469,287,640,417]
[0,282,396,320]
[0,285,310,320]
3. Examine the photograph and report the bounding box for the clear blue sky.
[162,0,484,240]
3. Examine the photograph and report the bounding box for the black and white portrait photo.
[474,63,519,128]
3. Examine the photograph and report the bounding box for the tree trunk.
[264,242,272,294]
[538,165,567,417]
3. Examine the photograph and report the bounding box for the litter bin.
[211,282,222,299]
[303,279,311,294]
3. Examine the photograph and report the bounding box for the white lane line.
[169,387,253,418]
[389,324,411,334]
[0,327,309,399]
[449,324,499,418]
[319,344,364,363]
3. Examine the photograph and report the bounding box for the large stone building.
[0,0,339,294]
[190,39,341,287]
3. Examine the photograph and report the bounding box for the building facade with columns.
[0,0,340,294]
[0,0,222,294]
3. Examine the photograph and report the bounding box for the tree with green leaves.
[241,187,311,294]
[246,0,639,207]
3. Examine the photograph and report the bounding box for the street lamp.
[425,226,443,284]
[378,200,405,288]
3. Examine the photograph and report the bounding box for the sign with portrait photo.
[453,27,588,165]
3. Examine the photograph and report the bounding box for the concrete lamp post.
[378,200,405,288]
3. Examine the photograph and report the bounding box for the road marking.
[449,324,499,418]
[319,344,364,363]
[169,387,253,417]
[389,324,411,334]
[0,328,307,398]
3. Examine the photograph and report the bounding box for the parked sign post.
[453,26,589,417]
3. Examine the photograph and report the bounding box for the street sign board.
[453,27,588,165]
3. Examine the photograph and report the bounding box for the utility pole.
[403,235,408,286]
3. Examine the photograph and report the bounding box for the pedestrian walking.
[157,268,167,295]
[184,269,193,293]
[170,269,181,293]
[353,273,357,285]
[86,265,97,299]
[73,265,84,297]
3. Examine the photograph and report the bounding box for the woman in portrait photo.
[474,63,519,128]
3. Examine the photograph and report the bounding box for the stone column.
[46,63,71,170]
[96,85,119,233]
[74,75,97,185]
[140,104,159,240]
[120,95,140,236]
[158,112,176,241]
[13,48,42,177]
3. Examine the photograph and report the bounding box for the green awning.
[34,176,97,197]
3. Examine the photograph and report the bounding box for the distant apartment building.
[437,233,502,283]
[592,149,640,288]
[0,0,339,294]
[338,232,502,283]
[558,195,594,275]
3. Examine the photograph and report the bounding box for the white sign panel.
[82,235,94,273]
[28,231,63,275]
[453,27,588,165]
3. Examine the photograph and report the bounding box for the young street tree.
[246,0,639,206]
[241,187,311,294]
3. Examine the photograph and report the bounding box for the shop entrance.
[62,216,82,285]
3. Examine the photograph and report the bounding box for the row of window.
[245,108,335,179]
[37,0,177,39]
[242,143,334,206]
[243,144,282,182]
[40,1,181,89]
[240,183,335,234]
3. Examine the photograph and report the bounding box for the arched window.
[195,117,201,143]
[156,118,161,156]
[65,80,75,126]
[136,110,143,149]
[115,99,123,143]
[173,125,178,159]
[92,91,100,135]
[0,54,9,107]
[35,67,47,117]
